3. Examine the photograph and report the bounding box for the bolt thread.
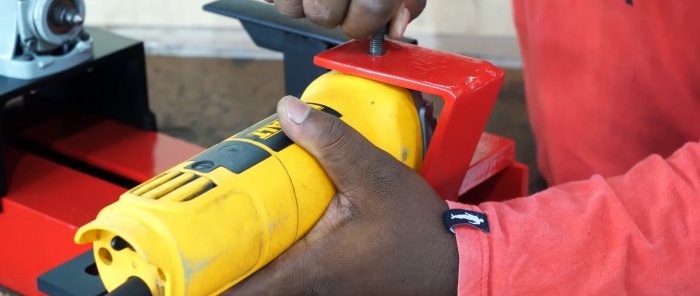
[369,29,386,56]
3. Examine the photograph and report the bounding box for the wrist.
[436,226,459,295]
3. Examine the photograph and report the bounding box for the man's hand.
[263,0,426,38]
[224,96,457,295]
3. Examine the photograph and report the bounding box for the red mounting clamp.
[315,39,505,201]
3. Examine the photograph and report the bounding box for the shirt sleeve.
[447,141,700,295]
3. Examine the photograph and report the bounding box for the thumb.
[277,96,404,196]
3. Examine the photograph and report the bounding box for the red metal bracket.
[316,39,505,200]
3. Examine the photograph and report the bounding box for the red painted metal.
[1,116,205,295]
[316,39,505,201]
[0,148,126,295]
[461,133,515,195]
[16,116,205,183]
[461,162,529,204]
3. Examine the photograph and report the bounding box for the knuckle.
[354,0,397,19]
[301,0,351,28]
[274,1,304,17]
[341,0,400,38]
[304,5,337,27]
[317,118,352,160]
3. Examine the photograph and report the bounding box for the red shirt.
[517,0,700,184]
[450,1,700,294]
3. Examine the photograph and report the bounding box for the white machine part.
[0,0,93,79]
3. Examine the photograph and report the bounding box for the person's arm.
[449,141,700,295]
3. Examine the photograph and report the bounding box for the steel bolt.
[369,28,386,56]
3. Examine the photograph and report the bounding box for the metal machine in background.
[0,0,93,79]
[0,25,157,296]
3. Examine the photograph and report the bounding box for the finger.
[277,96,405,196]
[404,0,427,20]
[388,0,427,38]
[273,0,305,18]
[302,0,350,28]
[388,3,410,38]
[340,0,402,38]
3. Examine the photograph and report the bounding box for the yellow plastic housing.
[74,71,423,295]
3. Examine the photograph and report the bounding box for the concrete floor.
[147,57,285,147]
[145,56,546,192]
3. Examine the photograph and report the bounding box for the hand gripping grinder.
[75,37,504,295]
